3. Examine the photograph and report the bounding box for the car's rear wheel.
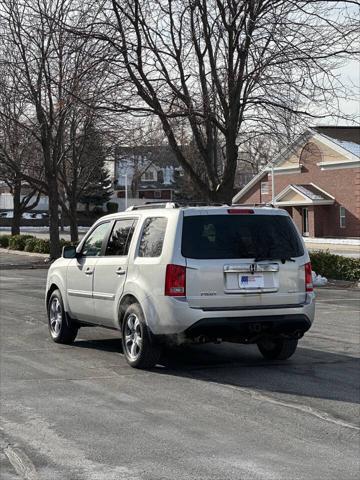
[48,289,78,344]
[257,337,298,360]
[121,303,161,369]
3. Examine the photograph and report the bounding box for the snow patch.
[312,271,328,286]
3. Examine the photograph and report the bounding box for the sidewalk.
[304,237,360,258]
[0,249,49,270]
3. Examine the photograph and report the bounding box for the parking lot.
[0,268,359,480]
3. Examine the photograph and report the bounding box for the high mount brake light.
[165,264,186,297]
[305,262,313,292]
[227,209,254,214]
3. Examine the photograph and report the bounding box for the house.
[113,145,181,202]
[232,126,360,238]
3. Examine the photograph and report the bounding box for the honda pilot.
[45,203,315,368]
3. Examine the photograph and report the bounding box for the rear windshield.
[182,214,304,260]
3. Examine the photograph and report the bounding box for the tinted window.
[82,222,110,257]
[182,215,304,260]
[106,219,136,256]
[138,217,167,257]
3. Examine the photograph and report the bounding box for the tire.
[257,337,298,360]
[47,289,78,344]
[121,303,161,369]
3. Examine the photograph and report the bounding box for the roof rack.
[231,203,276,208]
[126,202,179,211]
[176,201,228,207]
[126,201,229,211]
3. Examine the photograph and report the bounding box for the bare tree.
[0,79,43,235]
[82,0,358,202]
[0,0,111,255]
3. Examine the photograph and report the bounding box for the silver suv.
[46,203,315,369]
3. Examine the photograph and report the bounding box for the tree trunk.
[60,206,65,232]
[11,178,22,236]
[68,198,79,243]
[69,214,78,243]
[47,176,61,259]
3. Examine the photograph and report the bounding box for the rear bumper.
[143,292,315,335]
[184,314,311,340]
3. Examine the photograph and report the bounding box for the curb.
[317,279,360,290]
[0,247,49,258]
[0,263,50,270]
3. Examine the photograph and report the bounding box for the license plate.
[239,274,264,288]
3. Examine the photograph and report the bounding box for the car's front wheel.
[48,289,78,344]
[121,303,161,369]
[257,337,298,360]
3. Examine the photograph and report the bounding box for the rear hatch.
[182,209,307,309]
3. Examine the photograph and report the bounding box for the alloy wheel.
[49,297,62,336]
[124,313,142,360]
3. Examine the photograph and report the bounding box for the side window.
[105,219,137,256]
[81,222,110,257]
[138,217,168,257]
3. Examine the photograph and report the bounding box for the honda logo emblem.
[249,263,256,274]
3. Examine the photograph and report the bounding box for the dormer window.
[143,170,155,181]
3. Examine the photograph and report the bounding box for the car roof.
[97,204,288,222]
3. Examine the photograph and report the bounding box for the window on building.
[105,219,137,256]
[339,206,346,228]
[138,217,168,257]
[302,208,309,236]
[143,170,155,181]
[154,190,161,198]
[261,182,269,194]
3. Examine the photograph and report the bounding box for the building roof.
[115,145,180,168]
[233,126,360,203]
[275,183,335,206]
[314,126,360,158]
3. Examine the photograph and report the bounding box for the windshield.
[182,214,304,260]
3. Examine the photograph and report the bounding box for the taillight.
[227,208,254,214]
[165,264,186,296]
[305,262,313,292]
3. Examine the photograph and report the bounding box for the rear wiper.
[254,256,296,264]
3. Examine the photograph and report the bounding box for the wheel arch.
[46,283,60,309]
[117,294,142,330]
[46,273,69,312]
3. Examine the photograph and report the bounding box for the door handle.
[85,268,93,275]
[116,267,126,276]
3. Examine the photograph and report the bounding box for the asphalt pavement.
[0,268,359,480]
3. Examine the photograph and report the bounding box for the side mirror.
[62,245,78,259]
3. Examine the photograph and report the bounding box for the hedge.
[1,234,73,255]
[310,250,360,282]
[0,235,10,248]
[8,234,34,251]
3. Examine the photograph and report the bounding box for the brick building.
[232,127,360,238]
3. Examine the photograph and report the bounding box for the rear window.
[182,215,304,259]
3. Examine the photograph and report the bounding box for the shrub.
[310,250,360,282]
[24,237,38,252]
[0,235,10,248]
[60,238,72,248]
[32,238,50,254]
[8,234,34,251]
[106,201,118,213]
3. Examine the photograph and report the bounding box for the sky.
[336,59,360,124]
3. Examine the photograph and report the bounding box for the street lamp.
[119,173,128,210]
